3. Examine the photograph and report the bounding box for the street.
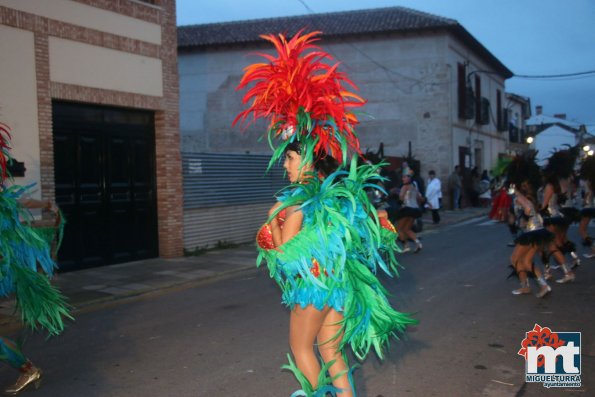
[1,217,593,396]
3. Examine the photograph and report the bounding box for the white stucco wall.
[49,37,163,97]
[446,36,508,175]
[0,25,41,196]
[534,126,576,165]
[0,0,161,44]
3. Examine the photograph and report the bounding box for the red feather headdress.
[0,122,12,183]
[233,30,366,166]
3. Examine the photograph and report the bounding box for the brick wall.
[1,0,183,258]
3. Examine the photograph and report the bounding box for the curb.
[72,264,257,312]
[0,264,256,336]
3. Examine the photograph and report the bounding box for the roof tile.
[177,6,513,78]
[178,6,456,47]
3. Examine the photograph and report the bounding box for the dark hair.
[429,170,435,176]
[518,180,538,208]
[285,141,302,155]
[284,142,339,177]
[314,154,339,176]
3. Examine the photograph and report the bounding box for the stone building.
[177,6,514,248]
[0,0,182,270]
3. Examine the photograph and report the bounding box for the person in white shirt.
[425,170,442,224]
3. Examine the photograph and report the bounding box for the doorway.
[53,102,158,271]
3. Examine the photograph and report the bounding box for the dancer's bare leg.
[579,217,590,242]
[521,244,551,297]
[396,219,409,249]
[317,309,353,396]
[404,217,417,241]
[289,305,330,388]
[519,244,538,274]
[511,245,531,295]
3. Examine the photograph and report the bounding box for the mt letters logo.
[518,323,581,388]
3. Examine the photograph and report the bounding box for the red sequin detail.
[256,224,275,249]
[379,217,397,233]
[277,209,286,228]
[310,259,321,277]
[256,209,288,250]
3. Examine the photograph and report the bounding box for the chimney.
[536,105,542,115]
[554,113,567,120]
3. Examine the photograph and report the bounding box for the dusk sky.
[176,0,595,128]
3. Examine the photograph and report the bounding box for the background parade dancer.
[395,168,423,253]
[505,152,553,298]
[540,148,579,283]
[579,155,595,258]
[235,30,416,396]
[0,122,71,394]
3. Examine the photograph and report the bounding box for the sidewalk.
[420,206,488,231]
[0,206,487,333]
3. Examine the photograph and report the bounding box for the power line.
[298,1,595,84]
[295,0,443,92]
[513,70,595,79]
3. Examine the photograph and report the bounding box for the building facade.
[505,93,531,153]
[0,0,182,270]
[177,7,514,247]
[526,106,588,165]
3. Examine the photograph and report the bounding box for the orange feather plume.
[233,30,366,163]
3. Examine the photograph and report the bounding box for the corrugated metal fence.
[182,152,287,250]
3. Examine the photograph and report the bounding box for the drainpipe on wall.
[447,63,454,171]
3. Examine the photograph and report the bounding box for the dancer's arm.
[280,206,302,244]
[19,198,59,212]
[268,202,283,247]
[541,184,553,211]
[268,203,303,247]
[399,184,408,201]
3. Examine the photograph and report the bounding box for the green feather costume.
[0,124,71,337]
[258,158,416,360]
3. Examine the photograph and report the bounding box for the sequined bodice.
[403,186,419,208]
[516,200,544,232]
[546,193,562,217]
[256,208,286,249]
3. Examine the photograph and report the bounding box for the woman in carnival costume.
[394,168,423,253]
[540,147,579,283]
[0,122,71,394]
[506,152,553,298]
[579,155,595,258]
[234,31,417,396]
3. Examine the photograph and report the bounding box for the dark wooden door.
[53,102,158,271]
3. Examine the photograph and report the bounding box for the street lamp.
[526,136,534,144]
[583,145,591,152]
[589,150,594,156]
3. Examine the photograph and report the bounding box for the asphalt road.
[1,217,593,396]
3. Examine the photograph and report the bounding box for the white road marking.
[478,219,499,226]
[449,216,488,228]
